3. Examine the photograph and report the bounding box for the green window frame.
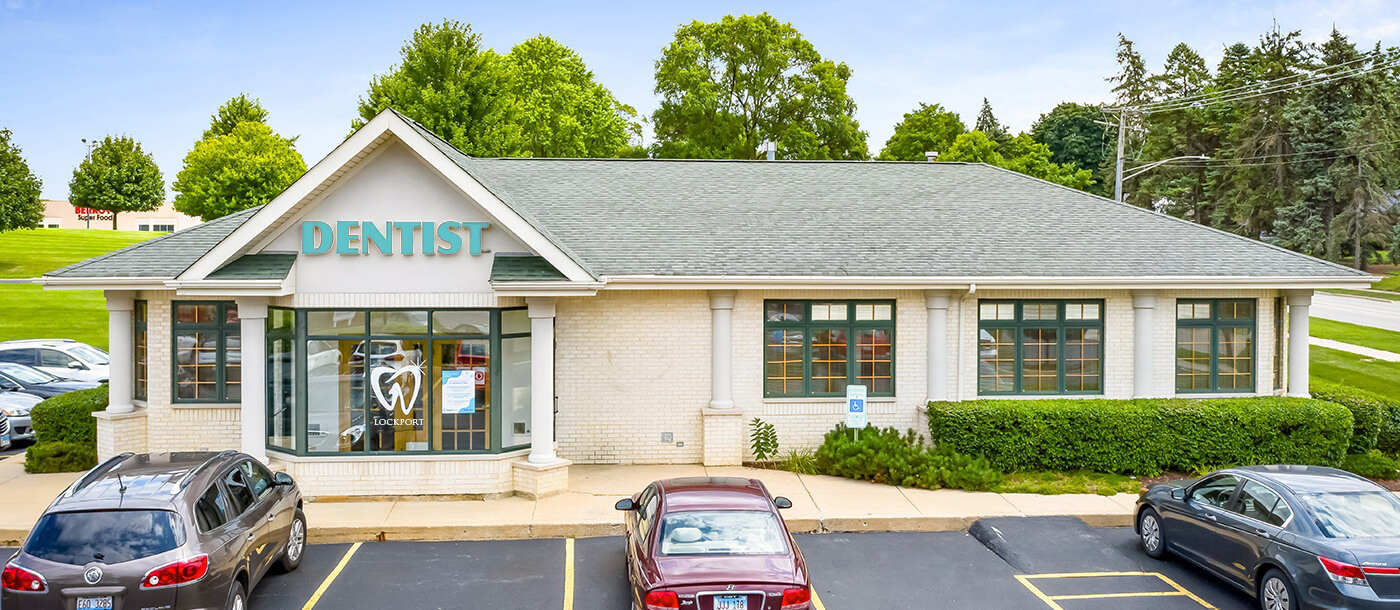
[763,300,895,398]
[977,300,1105,396]
[1176,299,1256,393]
[272,308,531,457]
[171,301,240,403]
[133,300,147,401]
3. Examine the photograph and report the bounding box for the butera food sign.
[300,221,490,256]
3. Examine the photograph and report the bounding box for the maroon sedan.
[615,477,811,610]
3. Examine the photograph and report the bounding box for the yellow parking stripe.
[301,542,361,610]
[563,538,575,610]
[1015,571,1218,610]
[811,589,827,610]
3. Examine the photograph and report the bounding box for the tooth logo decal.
[372,360,424,415]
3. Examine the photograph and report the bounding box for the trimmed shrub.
[26,386,107,473]
[928,397,1352,475]
[814,425,1002,491]
[30,386,107,445]
[1311,380,1389,454]
[1341,450,1400,480]
[24,441,97,473]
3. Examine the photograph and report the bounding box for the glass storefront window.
[278,308,531,455]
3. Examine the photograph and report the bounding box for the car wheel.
[1259,569,1297,610]
[227,580,247,610]
[277,510,307,572]
[1139,508,1166,559]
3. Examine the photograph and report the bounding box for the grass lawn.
[1374,273,1400,293]
[1311,345,1400,401]
[1323,288,1400,301]
[1310,318,1400,354]
[994,471,1142,496]
[0,228,158,278]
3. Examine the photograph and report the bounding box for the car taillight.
[644,590,679,609]
[1321,557,1370,586]
[141,554,209,589]
[781,587,812,609]
[1,563,46,592]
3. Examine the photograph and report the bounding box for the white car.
[0,389,41,442]
[0,339,110,383]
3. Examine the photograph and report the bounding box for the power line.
[1123,136,1400,171]
[1135,55,1400,114]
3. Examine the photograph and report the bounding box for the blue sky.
[3,0,1399,199]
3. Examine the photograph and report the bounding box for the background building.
[39,200,203,232]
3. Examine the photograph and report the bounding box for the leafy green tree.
[1030,103,1111,195]
[1138,43,1217,223]
[353,20,513,156]
[502,36,642,158]
[943,131,1092,189]
[651,13,869,160]
[877,103,965,161]
[0,129,43,233]
[973,98,1011,146]
[174,121,307,221]
[68,135,164,229]
[941,131,1002,164]
[203,94,270,140]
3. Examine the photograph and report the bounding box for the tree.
[203,93,270,140]
[1104,34,1153,204]
[877,103,966,161]
[1332,103,1398,269]
[1138,43,1217,223]
[501,36,642,158]
[68,135,164,229]
[941,131,1003,164]
[974,98,1011,146]
[0,129,43,233]
[1030,102,1112,195]
[942,131,1092,190]
[174,122,307,221]
[651,13,869,160]
[353,20,513,156]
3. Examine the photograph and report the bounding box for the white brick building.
[44,110,1374,498]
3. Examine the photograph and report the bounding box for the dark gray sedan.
[1136,465,1400,610]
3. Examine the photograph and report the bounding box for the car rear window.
[1302,492,1400,538]
[25,510,181,565]
[70,345,110,365]
[658,510,787,556]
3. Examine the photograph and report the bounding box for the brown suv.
[2,451,306,610]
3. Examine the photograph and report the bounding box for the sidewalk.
[1310,336,1400,362]
[0,456,1143,545]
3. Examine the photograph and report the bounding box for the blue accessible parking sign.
[845,385,868,429]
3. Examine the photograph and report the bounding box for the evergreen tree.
[1138,43,1216,222]
[974,98,1011,146]
[1104,34,1152,205]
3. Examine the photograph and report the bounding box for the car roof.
[657,477,775,512]
[0,339,78,348]
[1231,465,1382,494]
[48,451,241,512]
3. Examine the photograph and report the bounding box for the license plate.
[714,595,747,610]
[77,596,113,610]
[1,434,8,443]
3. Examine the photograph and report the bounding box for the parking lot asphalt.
[238,516,1258,610]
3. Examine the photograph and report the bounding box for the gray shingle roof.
[490,253,567,282]
[46,207,262,278]
[207,252,296,280]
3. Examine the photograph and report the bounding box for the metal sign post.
[845,385,868,442]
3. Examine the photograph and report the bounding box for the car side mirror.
[614,498,636,511]
[273,472,295,486]
[1171,488,1186,501]
[774,496,792,509]
[67,361,85,370]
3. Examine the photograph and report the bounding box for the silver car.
[0,389,41,443]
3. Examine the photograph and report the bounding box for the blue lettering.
[436,221,462,255]
[462,222,489,256]
[361,221,392,255]
[301,221,332,254]
[421,221,435,255]
[335,221,359,255]
[393,221,419,255]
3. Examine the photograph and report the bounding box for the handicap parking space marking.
[1015,572,1218,610]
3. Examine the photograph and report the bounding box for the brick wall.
[271,454,519,498]
[94,410,148,460]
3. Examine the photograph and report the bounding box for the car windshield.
[69,345,109,365]
[0,363,56,385]
[657,510,787,556]
[1302,491,1400,539]
[25,510,181,565]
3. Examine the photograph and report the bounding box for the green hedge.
[813,425,1002,491]
[25,386,107,473]
[1311,380,1390,454]
[24,441,97,473]
[927,397,1352,475]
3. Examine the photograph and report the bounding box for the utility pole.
[1113,110,1127,202]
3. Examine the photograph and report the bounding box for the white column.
[1132,290,1157,398]
[527,297,558,464]
[236,298,268,463]
[708,291,736,409]
[105,292,135,414]
[1287,290,1312,397]
[925,291,950,403]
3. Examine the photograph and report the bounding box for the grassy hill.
[0,229,163,349]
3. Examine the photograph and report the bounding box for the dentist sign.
[300,220,490,256]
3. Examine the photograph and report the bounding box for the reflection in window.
[763,300,895,397]
[305,340,364,453]
[368,339,429,451]
[1176,299,1255,393]
[432,340,489,451]
[978,301,1103,395]
[501,336,531,447]
[267,308,296,451]
[134,301,147,400]
[174,302,239,402]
